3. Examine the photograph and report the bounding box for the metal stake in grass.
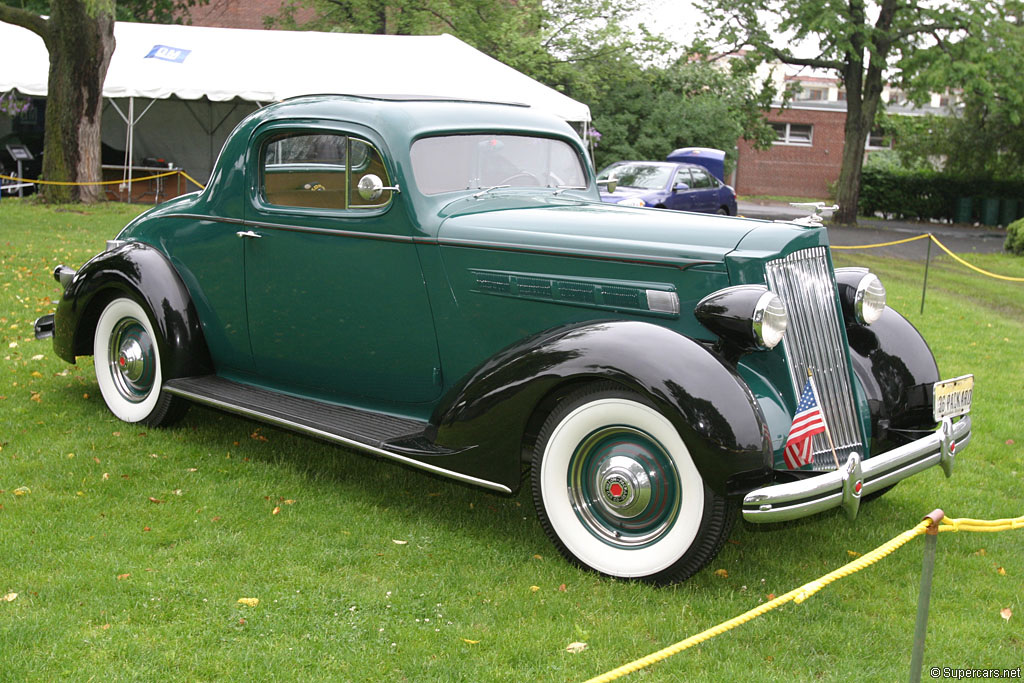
[908,509,944,683]
[920,235,933,314]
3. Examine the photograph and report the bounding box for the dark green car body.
[39,95,971,583]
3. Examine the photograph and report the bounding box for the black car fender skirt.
[54,241,212,379]
[846,307,940,452]
[429,320,773,496]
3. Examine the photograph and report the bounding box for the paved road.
[737,200,1007,261]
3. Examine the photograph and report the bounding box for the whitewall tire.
[93,297,186,426]
[531,383,734,584]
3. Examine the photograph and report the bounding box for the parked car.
[597,160,738,215]
[35,95,972,584]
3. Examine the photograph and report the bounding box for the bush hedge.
[1006,218,1024,255]
[859,167,1024,225]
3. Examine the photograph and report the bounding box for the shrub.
[1006,218,1024,255]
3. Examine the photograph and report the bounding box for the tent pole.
[127,97,135,203]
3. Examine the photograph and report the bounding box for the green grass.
[2,199,1022,681]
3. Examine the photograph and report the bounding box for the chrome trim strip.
[742,416,970,523]
[163,385,513,494]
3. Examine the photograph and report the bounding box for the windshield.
[597,163,672,190]
[410,134,588,195]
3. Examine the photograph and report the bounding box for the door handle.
[236,230,262,239]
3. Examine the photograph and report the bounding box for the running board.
[163,375,511,493]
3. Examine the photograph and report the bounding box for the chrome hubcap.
[568,426,680,548]
[108,318,155,403]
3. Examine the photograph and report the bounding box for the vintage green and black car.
[35,95,973,584]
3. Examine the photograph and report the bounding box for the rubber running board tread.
[164,375,426,448]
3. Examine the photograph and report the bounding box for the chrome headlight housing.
[835,268,887,325]
[616,197,646,208]
[696,285,788,351]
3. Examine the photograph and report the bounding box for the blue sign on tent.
[145,45,191,63]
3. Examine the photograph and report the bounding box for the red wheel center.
[118,355,126,367]
[609,482,624,498]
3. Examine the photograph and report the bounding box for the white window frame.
[771,122,814,146]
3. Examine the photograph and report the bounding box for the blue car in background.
[597,147,737,216]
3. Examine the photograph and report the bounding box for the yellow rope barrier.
[0,170,180,186]
[927,235,1024,282]
[830,233,931,250]
[177,170,206,190]
[584,512,1024,683]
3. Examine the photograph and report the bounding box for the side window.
[674,169,693,188]
[262,132,392,210]
[690,169,713,189]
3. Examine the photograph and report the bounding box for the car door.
[688,167,718,213]
[241,124,444,405]
[663,167,695,211]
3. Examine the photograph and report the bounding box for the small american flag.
[784,377,828,469]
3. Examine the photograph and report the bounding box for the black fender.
[53,241,212,380]
[846,307,939,453]
[426,320,772,496]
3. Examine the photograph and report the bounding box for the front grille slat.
[766,247,863,471]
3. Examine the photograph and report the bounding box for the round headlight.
[855,273,886,324]
[696,285,788,351]
[617,197,646,207]
[835,268,888,325]
[753,291,788,349]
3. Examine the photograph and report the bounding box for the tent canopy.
[0,20,590,121]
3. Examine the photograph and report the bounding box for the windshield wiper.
[552,185,587,196]
[472,184,510,198]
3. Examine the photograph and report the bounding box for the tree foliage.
[894,2,1024,180]
[697,0,982,224]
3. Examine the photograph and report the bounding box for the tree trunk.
[833,111,869,225]
[41,0,116,203]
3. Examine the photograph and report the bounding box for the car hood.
[434,193,763,265]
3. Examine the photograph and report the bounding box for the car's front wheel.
[93,296,187,427]
[531,383,734,584]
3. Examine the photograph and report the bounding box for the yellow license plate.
[933,374,973,421]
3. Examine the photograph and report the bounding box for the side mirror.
[596,178,618,193]
[356,174,400,202]
[673,183,690,193]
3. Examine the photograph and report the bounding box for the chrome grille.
[766,247,863,471]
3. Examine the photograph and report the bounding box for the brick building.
[186,0,316,30]
[735,102,847,200]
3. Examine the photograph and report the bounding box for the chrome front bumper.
[742,416,971,523]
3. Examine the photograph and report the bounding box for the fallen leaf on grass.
[149,497,163,504]
[714,569,729,578]
[2,593,16,602]
[117,573,130,580]
[100,624,111,630]
[1001,608,1012,621]
[530,586,540,592]
[558,583,567,592]
[13,486,30,496]
[237,598,260,607]
[847,550,861,558]
[566,642,588,654]
[392,539,407,545]
[283,499,295,505]
[461,638,480,645]
[272,506,281,515]
[997,567,1006,576]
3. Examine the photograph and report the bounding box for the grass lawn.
[1,200,1021,681]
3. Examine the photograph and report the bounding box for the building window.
[866,129,892,149]
[771,122,813,146]
[795,87,828,101]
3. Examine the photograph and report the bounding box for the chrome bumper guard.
[742,416,971,523]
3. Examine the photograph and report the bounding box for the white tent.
[1,20,590,185]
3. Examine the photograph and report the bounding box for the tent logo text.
[145,45,191,63]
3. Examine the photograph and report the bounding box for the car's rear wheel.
[93,296,187,427]
[531,383,734,584]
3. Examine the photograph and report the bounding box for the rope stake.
[584,512,1024,683]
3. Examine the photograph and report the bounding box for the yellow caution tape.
[830,233,931,250]
[1,170,181,186]
[584,512,1024,683]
